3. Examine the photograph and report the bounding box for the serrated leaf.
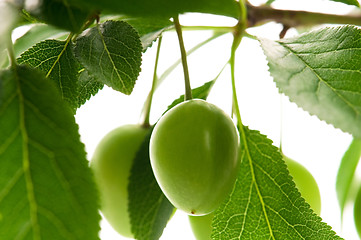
[18,39,81,111]
[14,24,67,58]
[125,17,172,51]
[74,20,142,95]
[1,24,67,69]
[212,126,342,239]
[102,16,172,50]
[260,26,361,138]
[336,138,361,217]
[25,0,91,33]
[329,0,360,7]
[77,70,104,108]
[0,65,100,239]
[128,128,174,240]
[65,0,239,19]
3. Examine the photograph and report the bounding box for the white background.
[73,0,361,239]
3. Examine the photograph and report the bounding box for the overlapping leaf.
[100,16,172,50]
[77,70,104,108]
[1,24,66,69]
[25,0,91,33]
[128,128,174,240]
[0,65,100,239]
[212,126,342,239]
[13,24,67,58]
[260,26,361,138]
[74,20,142,95]
[336,138,361,217]
[125,17,172,50]
[18,39,81,110]
[65,0,239,19]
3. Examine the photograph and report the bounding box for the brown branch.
[247,3,361,28]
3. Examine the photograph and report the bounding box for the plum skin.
[91,124,148,238]
[149,99,240,216]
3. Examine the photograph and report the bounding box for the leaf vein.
[278,41,360,118]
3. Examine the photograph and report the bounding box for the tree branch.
[247,3,361,28]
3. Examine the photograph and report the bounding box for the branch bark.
[247,3,361,28]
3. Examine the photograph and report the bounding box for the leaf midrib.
[45,37,72,99]
[238,127,275,240]
[278,41,360,118]
[15,67,41,240]
[96,24,127,91]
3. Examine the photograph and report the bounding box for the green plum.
[284,155,321,215]
[149,99,240,216]
[91,124,148,238]
[189,213,214,240]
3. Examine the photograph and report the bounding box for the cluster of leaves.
[1,0,361,239]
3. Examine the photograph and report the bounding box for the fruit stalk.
[230,0,247,128]
[173,15,193,101]
[141,36,163,128]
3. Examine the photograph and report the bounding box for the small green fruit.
[91,124,148,238]
[284,156,321,215]
[189,213,214,240]
[149,99,240,215]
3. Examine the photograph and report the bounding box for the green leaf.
[1,24,67,69]
[336,138,361,217]
[18,39,81,110]
[260,26,361,138]
[167,80,216,111]
[66,0,239,18]
[0,49,9,70]
[0,65,100,239]
[77,70,104,108]
[25,0,91,33]
[329,0,360,7]
[128,128,174,240]
[14,24,67,58]
[125,17,172,51]
[73,20,142,95]
[265,0,276,5]
[102,16,172,50]
[212,126,342,239]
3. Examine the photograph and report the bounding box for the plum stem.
[174,15,193,101]
[230,1,247,128]
[140,36,163,128]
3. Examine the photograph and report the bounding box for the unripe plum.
[150,99,240,216]
[91,124,148,237]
